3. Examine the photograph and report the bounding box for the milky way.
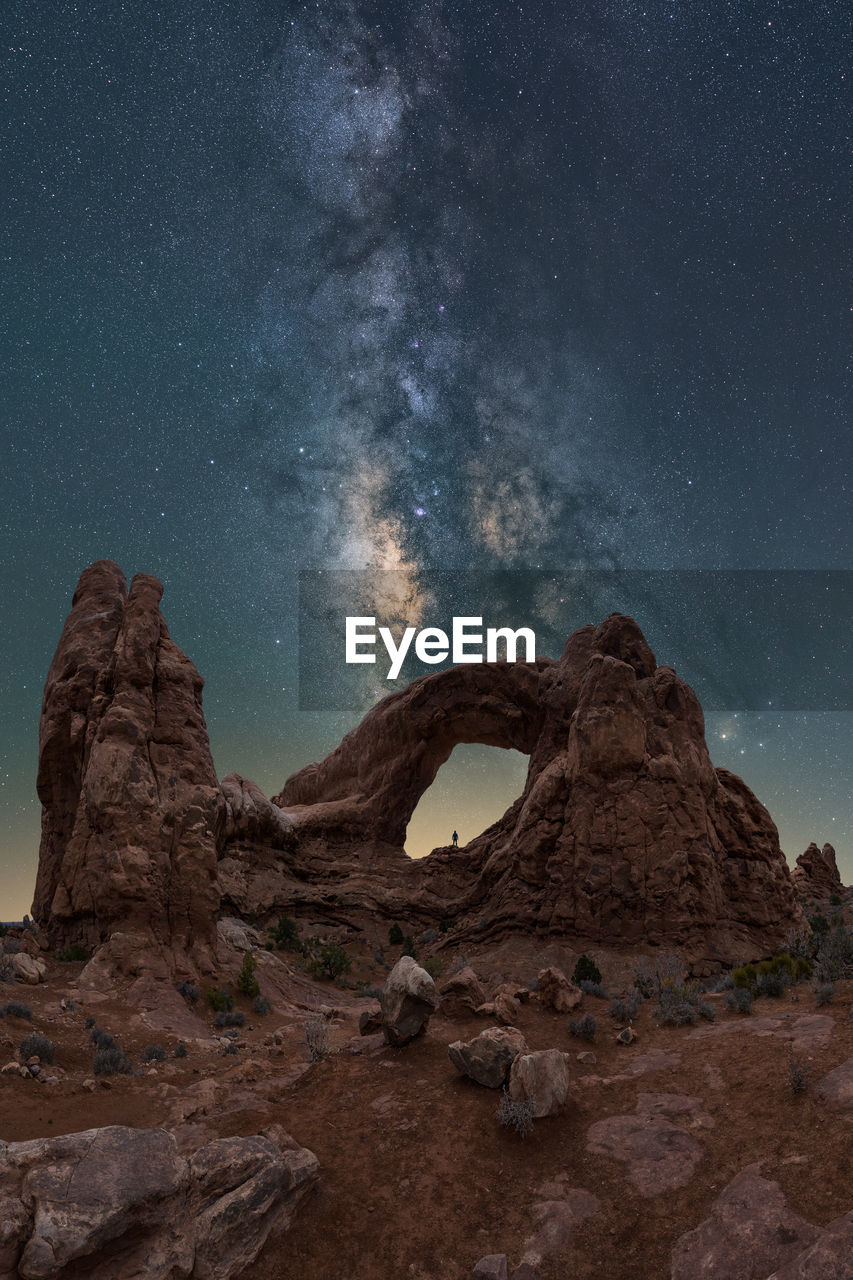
[1,0,851,915]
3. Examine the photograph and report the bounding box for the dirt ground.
[2,939,852,1280]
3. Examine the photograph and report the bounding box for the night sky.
[2,0,851,920]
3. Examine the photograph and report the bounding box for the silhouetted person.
[452,830,458,847]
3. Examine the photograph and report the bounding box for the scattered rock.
[380,956,438,1047]
[8,953,47,985]
[616,1027,637,1045]
[770,1209,853,1279]
[448,1026,528,1088]
[472,1256,508,1280]
[587,1094,711,1196]
[436,966,488,1018]
[493,991,523,1025]
[576,1051,597,1065]
[509,1049,571,1118]
[523,1177,602,1260]
[670,1164,819,1279]
[537,966,582,1014]
[359,1006,383,1036]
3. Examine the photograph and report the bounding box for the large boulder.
[537,967,582,1013]
[448,1026,528,1088]
[437,966,488,1017]
[0,1123,318,1279]
[32,561,223,963]
[380,956,438,1046]
[6,953,46,985]
[509,1049,571,1118]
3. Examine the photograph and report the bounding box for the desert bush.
[569,1013,597,1041]
[754,972,786,998]
[1,1001,33,1020]
[657,989,698,1026]
[305,1014,331,1061]
[808,911,830,937]
[732,964,757,990]
[388,923,404,946]
[90,1026,117,1051]
[54,943,87,963]
[695,1000,716,1022]
[422,956,443,980]
[439,917,454,933]
[0,923,6,937]
[173,1041,188,1058]
[610,993,642,1023]
[815,982,836,1006]
[178,981,200,1004]
[357,982,383,999]
[253,994,272,1015]
[272,914,300,950]
[401,936,417,958]
[496,1089,536,1138]
[787,1056,809,1094]
[215,1010,245,1028]
[815,925,853,983]
[572,955,602,987]
[795,956,814,981]
[579,979,609,999]
[0,957,15,984]
[207,988,234,1013]
[829,893,842,907]
[20,1032,55,1063]
[726,987,753,1014]
[633,954,684,999]
[236,952,260,998]
[308,941,352,982]
[93,1045,132,1075]
[84,1015,95,1028]
[141,1044,166,1062]
[222,1041,239,1055]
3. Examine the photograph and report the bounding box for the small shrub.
[93,1045,132,1075]
[0,923,6,937]
[829,893,842,907]
[808,912,830,937]
[815,982,835,1007]
[794,956,814,981]
[610,993,642,1023]
[579,980,608,999]
[401,936,417,959]
[1,1001,33,1020]
[273,914,300,950]
[253,994,272,1015]
[0,957,15,985]
[657,992,698,1026]
[54,943,87,963]
[222,1041,239,1055]
[236,952,260,998]
[422,956,443,980]
[733,964,757,990]
[90,1026,117,1050]
[308,941,352,982]
[388,923,404,946]
[754,972,787,998]
[20,1032,55,1064]
[357,982,383,999]
[572,955,602,987]
[84,1015,95,1029]
[496,1089,536,1138]
[633,954,684,999]
[439,917,453,933]
[787,1056,809,1094]
[569,1013,597,1041]
[726,987,753,1015]
[215,1010,245,1028]
[178,981,200,1004]
[815,925,853,983]
[305,1014,330,1061]
[141,1044,166,1062]
[695,1000,717,1022]
[173,1041,188,1058]
[207,988,234,1013]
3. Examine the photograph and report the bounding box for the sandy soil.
[2,940,852,1280]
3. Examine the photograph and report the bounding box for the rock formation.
[0,1123,318,1279]
[33,560,222,964]
[33,562,805,972]
[791,841,845,904]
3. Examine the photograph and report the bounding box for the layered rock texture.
[34,562,805,971]
[791,841,845,904]
[33,560,222,962]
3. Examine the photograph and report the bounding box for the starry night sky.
[2,0,851,918]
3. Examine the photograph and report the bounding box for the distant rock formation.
[33,562,805,972]
[33,560,223,964]
[791,841,845,904]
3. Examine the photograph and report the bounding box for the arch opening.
[403,742,529,859]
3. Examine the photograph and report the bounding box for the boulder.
[509,1049,571,1118]
[670,1164,819,1279]
[537,967,582,1013]
[769,1210,853,1279]
[380,956,438,1047]
[8,954,46,985]
[0,1123,318,1279]
[448,1026,528,1088]
[437,966,488,1017]
[587,1094,711,1197]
